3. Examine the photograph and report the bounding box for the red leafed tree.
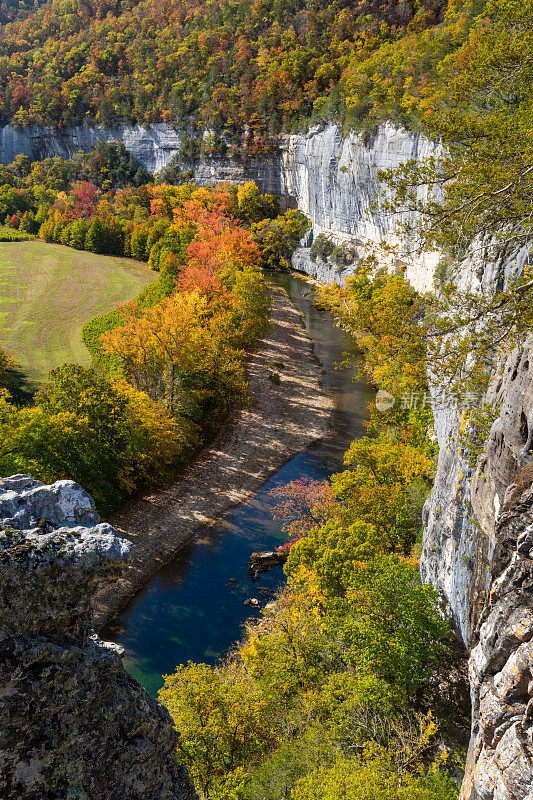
[9,213,19,229]
[268,478,337,552]
[177,262,227,301]
[65,181,98,221]
[187,222,259,275]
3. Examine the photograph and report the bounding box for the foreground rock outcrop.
[0,474,197,800]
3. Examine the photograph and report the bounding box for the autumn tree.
[320,266,427,397]
[85,218,107,253]
[268,478,336,550]
[331,434,434,552]
[0,365,190,512]
[159,662,278,797]
[102,290,246,423]
[64,180,98,221]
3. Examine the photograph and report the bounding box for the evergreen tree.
[85,218,107,254]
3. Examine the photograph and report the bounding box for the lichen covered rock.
[0,631,196,800]
[462,476,533,800]
[0,475,197,800]
[0,474,99,531]
[0,522,130,642]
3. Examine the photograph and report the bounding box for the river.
[102,273,373,697]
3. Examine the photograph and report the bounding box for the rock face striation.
[0,474,197,800]
[421,333,533,800]
[0,123,184,174]
[417,238,533,800]
[0,121,437,290]
[279,122,439,291]
[0,122,285,190]
[465,470,533,800]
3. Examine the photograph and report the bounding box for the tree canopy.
[0,0,480,132]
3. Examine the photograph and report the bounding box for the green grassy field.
[0,240,157,383]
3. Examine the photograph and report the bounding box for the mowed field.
[0,240,157,383]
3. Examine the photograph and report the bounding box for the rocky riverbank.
[93,284,334,628]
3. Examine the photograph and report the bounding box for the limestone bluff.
[0,474,197,800]
[0,122,436,290]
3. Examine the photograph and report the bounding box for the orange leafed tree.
[102,291,212,413]
[269,478,337,550]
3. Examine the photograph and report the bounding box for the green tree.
[130,226,149,260]
[59,223,71,246]
[159,662,277,797]
[380,0,533,396]
[0,365,190,511]
[330,434,434,552]
[0,348,13,389]
[252,211,310,270]
[320,266,426,396]
[287,547,448,698]
[292,748,457,800]
[232,182,279,223]
[19,210,36,233]
[85,218,107,254]
[335,555,448,698]
[70,218,88,249]
[230,265,272,347]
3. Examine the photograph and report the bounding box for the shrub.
[0,225,34,241]
[310,234,335,262]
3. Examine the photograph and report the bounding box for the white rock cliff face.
[280,123,440,292]
[0,122,438,290]
[420,245,531,649]
[0,123,184,174]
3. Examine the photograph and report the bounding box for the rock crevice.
[463,473,533,800]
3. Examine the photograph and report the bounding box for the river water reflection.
[102,273,373,696]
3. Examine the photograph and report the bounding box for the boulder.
[0,475,197,800]
[0,474,99,531]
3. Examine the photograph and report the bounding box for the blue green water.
[102,274,373,696]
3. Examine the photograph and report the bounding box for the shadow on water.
[102,273,374,697]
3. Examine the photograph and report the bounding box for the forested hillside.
[0,0,480,132]
[2,0,533,796]
[0,170,305,512]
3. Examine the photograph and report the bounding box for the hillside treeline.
[0,169,307,511]
[0,0,484,133]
